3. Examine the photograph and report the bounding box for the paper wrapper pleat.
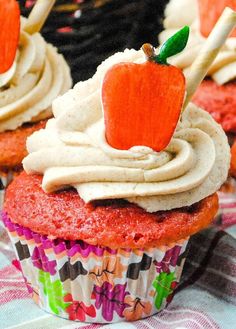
[2,212,188,323]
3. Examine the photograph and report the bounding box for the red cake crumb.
[192,79,236,133]
[4,172,218,249]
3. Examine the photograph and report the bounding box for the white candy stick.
[184,7,236,109]
[24,0,56,34]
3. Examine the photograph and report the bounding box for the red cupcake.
[2,30,230,323]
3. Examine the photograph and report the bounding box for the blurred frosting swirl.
[159,0,236,85]
[23,48,230,212]
[0,17,72,132]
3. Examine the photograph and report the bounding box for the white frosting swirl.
[0,17,72,132]
[159,0,236,85]
[23,49,230,212]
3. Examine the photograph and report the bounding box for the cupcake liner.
[2,212,189,323]
[0,171,17,209]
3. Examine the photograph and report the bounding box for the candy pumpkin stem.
[141,26,190,65]
[142,43,156,60]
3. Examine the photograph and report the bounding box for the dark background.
[19,0,167,83]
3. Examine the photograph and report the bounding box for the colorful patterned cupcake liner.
[2,212,188,323]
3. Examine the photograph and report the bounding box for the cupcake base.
[2,213,188,323]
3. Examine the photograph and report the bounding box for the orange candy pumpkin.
[102,61,185,151]
[102,27,189,152]
[0,0,20,73]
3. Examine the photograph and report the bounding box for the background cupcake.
[159,0,236,136]
[0,0,72,206]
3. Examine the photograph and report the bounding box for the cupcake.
[159,0,236,135]
[2,29,230,323]
[0,0,72,206]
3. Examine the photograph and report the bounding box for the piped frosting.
[23,48,230,212]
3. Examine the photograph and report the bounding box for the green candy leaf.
[155,26,190,65]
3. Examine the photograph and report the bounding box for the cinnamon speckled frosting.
[0,17,72,132]
[23,49,230,212]
[159,0,236,85]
